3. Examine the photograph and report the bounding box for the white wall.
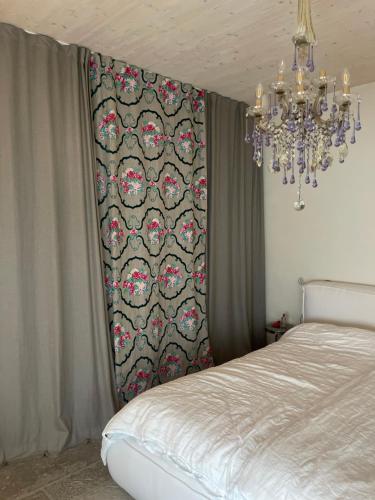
[264,82,375,325]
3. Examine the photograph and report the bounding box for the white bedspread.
[102,323,375,499]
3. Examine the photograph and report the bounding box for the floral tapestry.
[89,54,213,403]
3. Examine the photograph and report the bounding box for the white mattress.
[103,323,375,499]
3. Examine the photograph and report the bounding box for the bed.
[102,280,375,499]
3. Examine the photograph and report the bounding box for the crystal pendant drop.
[294,199,305,211]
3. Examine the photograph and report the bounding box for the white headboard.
[301,279,375,331]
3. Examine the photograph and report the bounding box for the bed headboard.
[301,279,375,330]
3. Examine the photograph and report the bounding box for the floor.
[0,441,133,500]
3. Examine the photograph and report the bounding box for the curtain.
[0,24,116,461]
[89,54,213,403]
[207,92,266,365]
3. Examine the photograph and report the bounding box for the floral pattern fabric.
[89,54,212,403]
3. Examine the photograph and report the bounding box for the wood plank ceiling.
[1,0,374,102]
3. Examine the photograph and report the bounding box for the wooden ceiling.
[1,0,375,102]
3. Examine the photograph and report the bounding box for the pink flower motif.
[158,366,169,375]
[120,180,130,193]
[125,127,134,133]
[152,318,163,328]
[130,229,138,235]
[114,324,122,335]
[147,220,160,230]
[123,281,135,295]
[149,181,156,187]
[192,271,206,284]
[179,131,193,141]
[124,331,131,340]
[137,369,150,379]
[111,175,117,182]
[105,66,112,73]
[113,281,119,289]
[106,112,116,123]
[132,271,148,280]
[110,219,119,229]
[202,228,207,235]
[142,123,156,133]
[166,80,177,91]
[146,82,154,88]
[164,175,177,185]
[126,169,143,180]
[166,354,180,363]
[128,382,140,394]
[89,56,97,69]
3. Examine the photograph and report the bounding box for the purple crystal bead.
[288,121,296,132]
[272,106,278,117]
[299,166,304,174]
[290,174,295,184]
[321,100,328,112]
[331,103,338,114]
[305,175,310,184]
[306,46,315,72]
[282,176,288,185]
[312,179,318,188]
[322,157,329,169]
[355,121,362,131]
[339,157,345,164]
[350,134,356,144]
[245,133,252,143]
[334,136,341,147]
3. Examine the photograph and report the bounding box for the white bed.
[102,280,375,499]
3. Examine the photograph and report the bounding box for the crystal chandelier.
[245,0,362,210]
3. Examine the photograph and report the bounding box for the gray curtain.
[207,92,266,365]
[0,23,116,462]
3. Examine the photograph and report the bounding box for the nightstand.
[266,323,294,344]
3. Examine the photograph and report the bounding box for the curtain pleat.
[0,23,116,461]
[207,92,266,365]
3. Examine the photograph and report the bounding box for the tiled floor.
[0,441,133,500]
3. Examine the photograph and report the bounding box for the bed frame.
[300,278,375,330]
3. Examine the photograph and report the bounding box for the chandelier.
[245,0,362,210]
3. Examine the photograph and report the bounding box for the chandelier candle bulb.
[342,68,351,96]
[255,83,263,107]
[296,68,304,92]
[278,60,285,82]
